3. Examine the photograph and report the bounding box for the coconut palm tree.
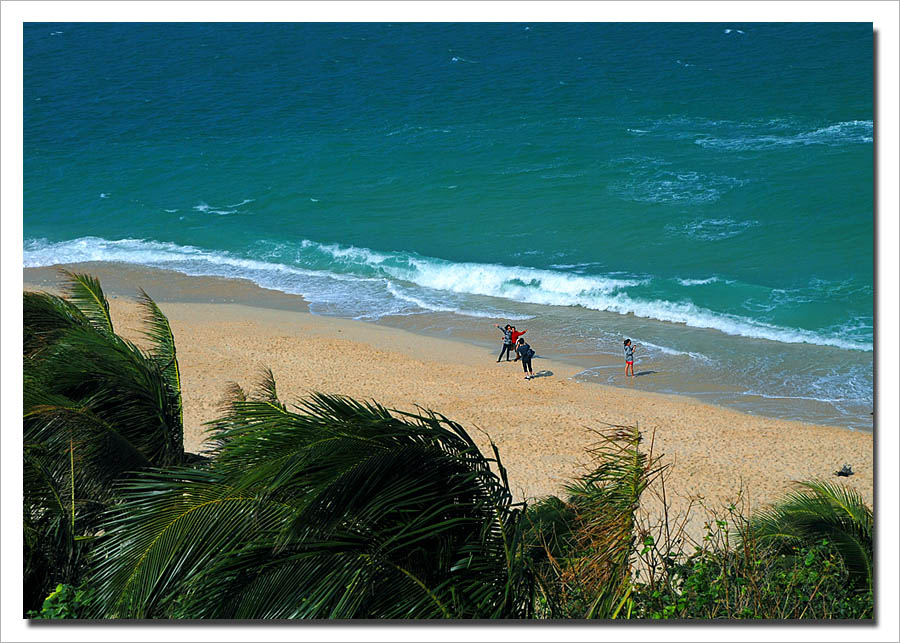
[746,480,873,592]
[23,272,187,612]
[86,374,536,619]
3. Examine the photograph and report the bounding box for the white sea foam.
[668,218,759,241]
[547,262,606,273]
[384,283,531,320]
[625,117,871,151]
[193,203,237,215]
[300,239,870,351]
[741,391,844,404]
[23,236,872,352]
[677,277,719,286]
[226,199,255,208]
[628,339,714,362]
[695,120,873,150]
[606,157,748,205]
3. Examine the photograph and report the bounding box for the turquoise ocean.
[24,23,873,429]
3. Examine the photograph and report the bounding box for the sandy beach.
[24,264,874,540]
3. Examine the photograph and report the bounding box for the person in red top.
[509,326,527,360]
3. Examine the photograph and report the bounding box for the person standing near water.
[516,337,535,379]
[623,338,639,377]
[495,324,514,362]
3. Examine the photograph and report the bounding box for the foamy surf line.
[22,237,530,323]
[24,236,871,352]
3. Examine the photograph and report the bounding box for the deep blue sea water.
[23,23,874,429]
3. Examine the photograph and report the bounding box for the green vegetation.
[22,273,874,619]
[24,272,189,612]
[630,496,873,619]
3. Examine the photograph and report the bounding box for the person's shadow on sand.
[634,370,657,377]
[530,370,553,379]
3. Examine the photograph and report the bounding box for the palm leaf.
[23,291,93,358]
[251,366,283,408]
[136,288,184,432]
[747,479,873,590]
[87,388,535,618]
[86,467,297,618]
[60,270,114,334]
[27,325,184,467]
[523,424,665,618]
[24,272,190,612]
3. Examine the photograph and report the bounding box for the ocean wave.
[193,202,237,216]
[606,158,748,204]
[23,236,872,352]
[676,276,720,286]
[295,240,872,351]
[695,120,873,150]
[624,117,872,151]
[384,283,532,321]
[24,237,331,282]
[627,339,714,362]
[668,218,759,241]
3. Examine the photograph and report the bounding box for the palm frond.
[23,291,93,358]
[251,366,283,408]
[523,424,664,618]
[24,448,99,600]
[27,325,184,467]
[60,270,114,334]
[87,387,535,618]
[136,288,183,431]
[747,479,873,590]
[25,394,152,500]
[86,467,296,618]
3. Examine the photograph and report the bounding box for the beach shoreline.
[24,263,873,538]
[24,261,873,432]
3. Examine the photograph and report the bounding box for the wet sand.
[24,263,874,540]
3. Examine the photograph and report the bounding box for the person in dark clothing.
[494,323,514,361]
[516,337,535,379]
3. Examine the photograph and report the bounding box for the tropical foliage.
[746,480,873,592]
[525,425,665,618]
[23,272,186,611]
[86,378,535,619]
[631,497,873,619]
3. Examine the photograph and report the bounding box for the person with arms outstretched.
[495,324,514,362]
